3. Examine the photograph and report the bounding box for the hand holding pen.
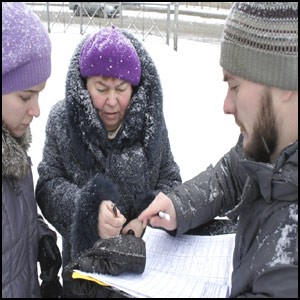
[158,211,171,221]
[112,204,145,237]
[138,192,177,231]
[98,200,126,239]
[112,203,136,234]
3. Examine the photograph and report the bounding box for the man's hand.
[138,192,177,231]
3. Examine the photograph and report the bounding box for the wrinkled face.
[87,76,133,132]
[223,71,278,162]
[2,82,46,137]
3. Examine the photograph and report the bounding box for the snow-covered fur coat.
[2,126,55,298]
[169,136,298,298]
[36,30,181,267]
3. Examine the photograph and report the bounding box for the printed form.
[74,226,236,298]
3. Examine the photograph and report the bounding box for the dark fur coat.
[36,30,181,267]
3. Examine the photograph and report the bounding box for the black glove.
[63,234,146,281]
[40,279,63,298]
[38,235,63,298]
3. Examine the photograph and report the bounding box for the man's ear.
[280,89,294,103]
[271,87,295,103]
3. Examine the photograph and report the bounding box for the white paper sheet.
[74,226,235,298]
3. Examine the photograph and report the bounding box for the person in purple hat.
[2,2,62,298]
[35,26,181,297]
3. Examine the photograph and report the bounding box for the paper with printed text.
[74,226,235,298]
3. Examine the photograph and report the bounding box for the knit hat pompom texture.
[80,27,141,86]
[2,2,51,95]
[220,2,298,90]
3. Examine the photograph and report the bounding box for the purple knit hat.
[2,2,51,95]
[80,27,141,86]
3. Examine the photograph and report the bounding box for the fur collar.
[2,124,31,179]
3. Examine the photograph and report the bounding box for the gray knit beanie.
[220,2,298,90]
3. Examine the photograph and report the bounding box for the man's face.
[223,71,278,162]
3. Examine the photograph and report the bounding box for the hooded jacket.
[2,126,56,298]
[168,136,298,298]
[36,30,181,267]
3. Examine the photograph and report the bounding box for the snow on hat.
[80,26,141,86]
[220,2,298,90]
[2,2,52,95]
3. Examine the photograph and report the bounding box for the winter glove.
[63,234,146,281]
[40,279,63,298]
[38,235,63,298]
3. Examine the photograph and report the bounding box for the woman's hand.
[122,218,145,238]
[98,200,126,239]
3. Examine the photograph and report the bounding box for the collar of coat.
[226,140,298,219]
[240,141,298,203]
[2,124,31,179]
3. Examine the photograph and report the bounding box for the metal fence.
[26,2,179,49]
[26,2,231,51]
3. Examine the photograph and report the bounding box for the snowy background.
[27,13,240,279]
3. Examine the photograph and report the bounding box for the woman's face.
[87,76,133,132]
[2,82,46,137]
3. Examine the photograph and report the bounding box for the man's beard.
[244,88,278,163]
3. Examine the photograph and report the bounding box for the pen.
[158,211,170,221]
[112,203,118,217]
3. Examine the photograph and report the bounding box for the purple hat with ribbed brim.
[2,2,51,94]
[80,27,141,86]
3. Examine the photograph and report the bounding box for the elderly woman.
[36,26,181,297]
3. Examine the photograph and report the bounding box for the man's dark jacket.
[169,137,298,298]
